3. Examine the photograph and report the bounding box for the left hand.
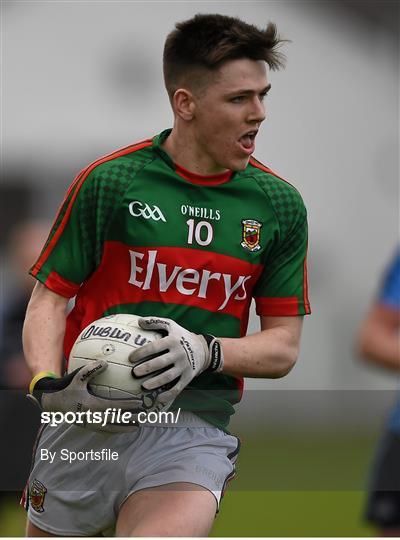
[129,317,224,404]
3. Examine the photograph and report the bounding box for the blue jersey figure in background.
[357,248,400,536]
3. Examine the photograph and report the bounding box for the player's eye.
[259,92,269,102]
[231,96,245,103]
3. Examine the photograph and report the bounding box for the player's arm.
[130,315,303,404]
[219,315,303,378]
[23,282,144,423]
[23,281,69,376]
[356,304,400,372]
[22,282,101,410]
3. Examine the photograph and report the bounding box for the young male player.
[22,14,311,537]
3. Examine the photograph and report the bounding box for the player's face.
[193,59,269,172]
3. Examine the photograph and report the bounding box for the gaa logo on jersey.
[241,219,262,252]
[29,479,47,513]
[128,201,166,222]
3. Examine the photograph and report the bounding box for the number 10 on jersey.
[186,219,213,247]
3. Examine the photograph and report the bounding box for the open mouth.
[238,131,257,154]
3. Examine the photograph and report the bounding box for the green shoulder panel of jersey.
[248,156,307,241]
[30,140,155,291]
[247,156,310,316]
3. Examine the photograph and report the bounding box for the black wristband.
[202,334,223,373]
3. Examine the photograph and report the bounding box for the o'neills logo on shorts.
[128,249,252,312]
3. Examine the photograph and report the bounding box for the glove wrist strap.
[29,371,58,394]
[202,334,224,373]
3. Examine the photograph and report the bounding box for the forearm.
[358,327,399,371]
[22,282,69,376]
[220,325,300,379]
[357,305,400,372]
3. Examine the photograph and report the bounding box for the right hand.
[27,361,152,432]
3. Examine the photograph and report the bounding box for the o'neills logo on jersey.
[128,249,252,312]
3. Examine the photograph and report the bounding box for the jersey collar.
[153,129,234,186]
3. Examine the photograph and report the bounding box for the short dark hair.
[163,13,287,100]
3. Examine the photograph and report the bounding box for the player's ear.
[172,89,195,121]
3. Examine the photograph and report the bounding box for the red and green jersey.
[30,129,311,430]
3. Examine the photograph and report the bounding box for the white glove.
[129,317,224,405]
[27,360,155,432]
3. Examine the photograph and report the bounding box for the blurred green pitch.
[211,430,376,536]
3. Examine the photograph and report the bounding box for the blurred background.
[1,0,398,536]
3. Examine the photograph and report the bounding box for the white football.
[68,314,166,407]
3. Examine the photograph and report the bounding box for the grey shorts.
[23,411,240,537]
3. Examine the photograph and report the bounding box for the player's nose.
[247,97,266,124]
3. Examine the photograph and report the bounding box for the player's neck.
[162,127,229,177]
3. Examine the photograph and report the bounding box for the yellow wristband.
[29,371,58,394]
